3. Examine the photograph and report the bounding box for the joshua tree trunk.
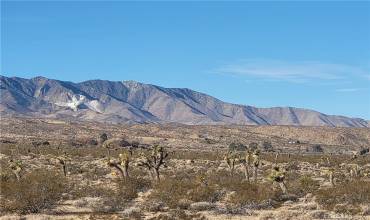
[230,165,235,176]
[329,171,334,186]
[154,168,160,181]
[123,165,129,178]
[12,170,21,181]
[147,169,154,180]
[279,182,287,194]
[253,166,258,182]
[243,164,250,182]
[62,163,67,176]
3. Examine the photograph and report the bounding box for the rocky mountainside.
[0,75,368,127]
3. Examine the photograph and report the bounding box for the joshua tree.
[328,167,335,186]
[102,138,116,157]
[249,142,259,151]
[9,159,22,180]
[348,163,360,180]
[224,150,239,176]
[320,166,335,186]
[252,149,261,182]
[262,141,274,152]
[240,150,253,181]
[274,152,279,164]
[268,166,287,194]
[107,151,130,179]
[99,133,108,145]
[137,145,168,181]
[57,151,69,176]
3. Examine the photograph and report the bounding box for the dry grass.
[207,170,279,207]
[288,175,320,196]
[0,169,67,214]
[315,180,370,215]
[148,174,219,209]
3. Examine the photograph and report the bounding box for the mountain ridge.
[0,75,368,127]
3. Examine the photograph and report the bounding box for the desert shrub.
[289,175,319,196]
[249,142,259,151]
[315,180,370,215]
[207,170,278,207]
[306,144,323,153]
[228,142,247,151]
[262,141,273,152]
[70,176,150,201]
[148,209,207,220]
[117,176,152,199]
[169,150,221,161]
[227,183,277,207]
[149,175,218,209]
[79,177,151,212]
[0,169,67,214]
[298,175,320,193]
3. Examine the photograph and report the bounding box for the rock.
[284,200,294,205]
[189,202,215,211]
[177,199,192,209]
[122,207,142,217]
[186,159,194,164]
[307,210,329,219]
[305,193,313,199]
[142,201,165,212]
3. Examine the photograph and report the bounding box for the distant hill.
[1,75,368,127]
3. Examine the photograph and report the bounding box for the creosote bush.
[287,175,320,196]
[315,180,370,215]
[208,170,280,207]
[148,174,219,209]
[0,169,67,214]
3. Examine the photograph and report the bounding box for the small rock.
[190,202,215,211]
[122,207,141,216]
[177,198,192,209]
[186,159,194,164]
[307,210,329,219]
[305,193,313,199]
[284,200,294,205]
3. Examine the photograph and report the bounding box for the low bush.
[0,169,67,214]
[208,170,279,207]
[315,180,370,215]
[149,175,218,209]
[288,175,320,196]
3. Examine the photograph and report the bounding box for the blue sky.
[1,1,370,119]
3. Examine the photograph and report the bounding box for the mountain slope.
[0,75,368,127]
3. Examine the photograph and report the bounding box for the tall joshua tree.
[224,150,239,176]
[107,151,130,179]
[56,151,69,176]
[137,145,168,181]
[240,150,253,181]
[268,166,287,194]
[252,149,261,182]
[9,159,23,180]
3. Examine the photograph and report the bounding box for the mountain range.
[0,75,368,127]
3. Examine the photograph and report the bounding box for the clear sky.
[1,1,370,119]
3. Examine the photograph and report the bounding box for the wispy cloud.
[211,59,369,84]
[335,88,364,92]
